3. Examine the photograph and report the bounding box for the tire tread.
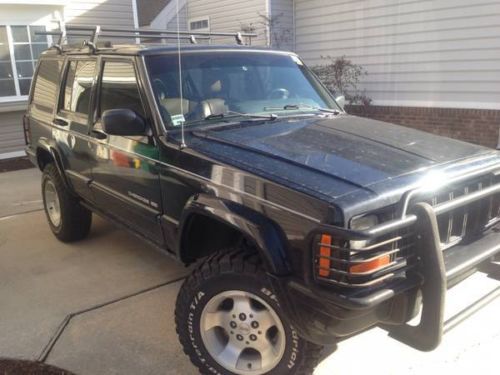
[175,248,323,375]
[42,163,92,242]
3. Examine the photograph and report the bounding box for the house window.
[189,17,210,32]
[0,25,48,99]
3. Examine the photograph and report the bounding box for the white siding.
[187,0,267,45]
[294,0,500,109]
[0,111,26,155]
[166,2,188,31]
[64,0,135,28]
[270,0,294,50]
[149,0,189,31]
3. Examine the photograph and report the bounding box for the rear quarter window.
[32,59,63,112]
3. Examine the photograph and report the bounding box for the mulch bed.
[0,157,34,173]
[0,359,74,374]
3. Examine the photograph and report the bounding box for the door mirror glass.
[335,95,345,110]
[102,108,146,136]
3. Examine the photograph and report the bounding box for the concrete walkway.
[1,168,499,374]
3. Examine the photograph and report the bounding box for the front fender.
[179,194,291,275]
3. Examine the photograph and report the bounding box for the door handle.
[91,129,108,140]
[53,118,68,127]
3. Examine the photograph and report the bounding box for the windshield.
[145,51,340,128]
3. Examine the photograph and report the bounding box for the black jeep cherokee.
[25,33,500,375]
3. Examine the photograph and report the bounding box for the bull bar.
[309,163,500,350]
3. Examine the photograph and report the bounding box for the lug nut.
[239,313,247,321]
[236,334,244,341]
[230,321,237,329]
[251,321,259,329]
[249,334,257,341]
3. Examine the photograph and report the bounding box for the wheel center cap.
[239,323,251,335]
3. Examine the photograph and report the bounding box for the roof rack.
[36,24,257,54]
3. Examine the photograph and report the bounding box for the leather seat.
[160,97,195,116]
[199,98,228,118]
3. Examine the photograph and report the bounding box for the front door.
[89,58,164,245]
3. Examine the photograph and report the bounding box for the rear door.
[55,58,97,202]
[28,58,63,158]
[89,57,164,245]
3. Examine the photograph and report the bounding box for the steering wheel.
[269,88,290,100]
[153,78,169,99]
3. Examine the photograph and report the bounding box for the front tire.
[42,163,92,242]
[175,249,322,375]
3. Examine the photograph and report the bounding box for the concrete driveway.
[0,168,499,375]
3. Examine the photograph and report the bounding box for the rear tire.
[175,248,323,375]
[42,163,92,242]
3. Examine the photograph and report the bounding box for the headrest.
[200,99,227,118]
[210,80,222,93]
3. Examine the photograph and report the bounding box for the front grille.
[418,174,500,249]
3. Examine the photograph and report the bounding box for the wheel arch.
[178,194,291,275]
[36,140,71,190]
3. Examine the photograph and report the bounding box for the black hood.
[188,115,496,200]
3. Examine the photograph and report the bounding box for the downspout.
[292,0,296,51]
[131,0,139,27]
[266,0,271,46]
[131,0,140,43]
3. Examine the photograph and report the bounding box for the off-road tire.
[175,248,323,375]
[42,163,92,242]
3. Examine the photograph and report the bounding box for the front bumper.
[271,170,500,348]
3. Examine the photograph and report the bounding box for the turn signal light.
[318,234,332,277]
[350,254,390,274]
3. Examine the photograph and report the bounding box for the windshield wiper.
[204,111,278,121]
[181,111,278,129]
[264,103,341,114]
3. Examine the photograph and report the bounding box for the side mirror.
[335,95,346,110]
[102,109,146,136]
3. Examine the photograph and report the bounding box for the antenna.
[176,0,187,149]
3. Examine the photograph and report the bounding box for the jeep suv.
[25,26,500,375]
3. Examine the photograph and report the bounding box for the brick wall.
[346,105,500,149]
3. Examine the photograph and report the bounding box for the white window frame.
[189,16,210,33]
[0,24,51,103]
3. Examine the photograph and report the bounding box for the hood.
[189,115,495,200]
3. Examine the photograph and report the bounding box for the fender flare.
[36,139,71,190]
[179,194,291,275]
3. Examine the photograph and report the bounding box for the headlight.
[350,214,378,250]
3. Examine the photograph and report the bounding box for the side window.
[100,61,145,118]
[62,60,96,115]
[32,59,63,111]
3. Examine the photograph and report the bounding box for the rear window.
[32,59,62,111]
[62,60,96,115]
